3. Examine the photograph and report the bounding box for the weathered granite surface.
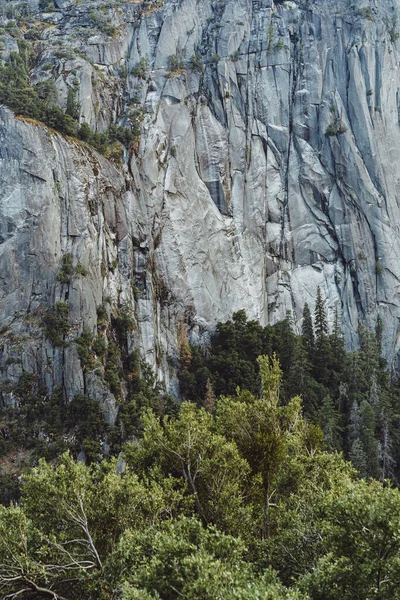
[2,0,400,404]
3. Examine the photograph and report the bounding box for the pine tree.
[272,310,295,375]
[66,88,80,121]
[369,373,380,407]
[358,328,380,391]
[349,438,368,477]
[349,400,361,444]
[301,302,315,360]
[327,305,347,403]
[314,286,328,341]
[319,395,342,452]
[330,305,346,371]
[286,336,316,417]
[203,378,216,413]
[313,287,332,388]
[379,421,396,481]
[376,315,383,353]
[360,400,379,478]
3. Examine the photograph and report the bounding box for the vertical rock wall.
[2,0,400,407]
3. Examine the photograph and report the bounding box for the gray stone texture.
[2,0,400,402]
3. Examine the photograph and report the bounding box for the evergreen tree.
[203,378,216,413]
[272,310,296,376]
[301,302,314,359]
[360,400,379,478]
[379,420,396,481]
[313,287,332,388]
[349,438,368,477]
[376,315,383,353]
[286,335,317,417]
[319,395,342,452]
[314,286,328,341]
[66,88,80,121]
[329,305,347,376]
[348,400,361,444]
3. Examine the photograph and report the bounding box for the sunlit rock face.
[2,0,400,406]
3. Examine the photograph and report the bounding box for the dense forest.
[2,0,400,597]
[179,289,400,483]
[2,292,400,599]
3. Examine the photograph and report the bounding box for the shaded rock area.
[2,0,400,405]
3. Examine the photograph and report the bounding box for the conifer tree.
[349,438,368,477]
[66,88,80,121]
[379,420,396,481]
[349,400,361,444]
[330,305,346,372]
[376,315,383,353]
[360,400,380,478]
[301,302,314,359]
[313,287,332,387]
[203,378,216,413]
[286,335,316,417]
[319,395,342,452]
[314,286,328,341]
[272,310,295,375]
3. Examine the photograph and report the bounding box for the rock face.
[2,0,400,405]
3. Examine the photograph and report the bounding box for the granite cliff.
[1,0,400,411]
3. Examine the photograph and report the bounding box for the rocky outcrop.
[2,0,400,406]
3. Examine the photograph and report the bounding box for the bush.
[167,53,185,76]
[57,253,74,284]
[43,302,70,345]
[76,327,94,369]
[132,57,149,79]
[189,54,203,73]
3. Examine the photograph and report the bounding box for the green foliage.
[0,453,187,599]
[0,380,70,477]
[88,8,117,37]
[179,308,400,483]
[132,56,149,79]
[326,106,347,136]
[127,402,251,534]
[43,301,70,345]
[66,88,80,120]
[104,342,122,398]
[355,6,374,21]
[97,303,108,324]
[189,53,203,73]
[56,252,74,283]
[167,52,185,76]
[75,262,88,277]
[76,327,95,368]
[114,306,136,338]
[0,51,75,136]
[0,47,138,156]
[114,518,308,600]
[2,374,400,600]
[67,394,107,461]
[216,356,320,539]
[299,479,400,599]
